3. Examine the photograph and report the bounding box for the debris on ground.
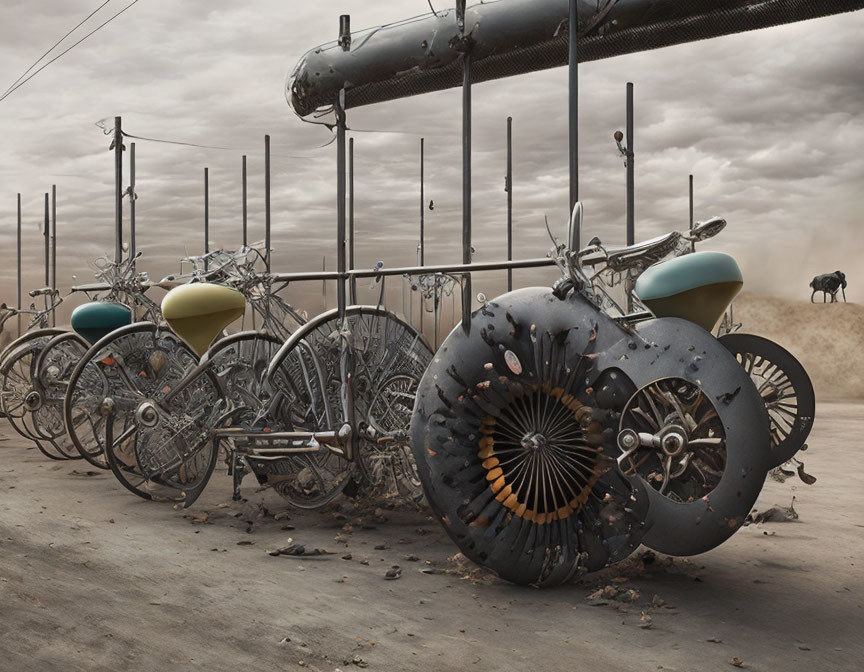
[425,553,498,585]
[745,497,798,525]
[384,565,402,580]
[269,541,335,557]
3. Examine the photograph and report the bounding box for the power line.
[1,0,115,99]
[0,0,141,104]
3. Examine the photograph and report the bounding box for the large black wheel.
[411,289,652,586]
[719,333,814,468]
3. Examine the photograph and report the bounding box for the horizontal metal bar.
[242,446,345,457]
[271,257,556,284]
[214,428,339,443]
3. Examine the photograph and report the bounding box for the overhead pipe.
[287,0,864,118]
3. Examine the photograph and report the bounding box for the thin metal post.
[568,0,579,248]
[419,137,425,332]
[335,92,347,320]
[626,82,635,246]
[506,116,513,292]
[204,167,209,270]
[322,256,327,310]
[265,136,271,272]
[419,137,425,266]
[16,193,21,336]
[51,185,57,326]
[129,143,136,261]
[458,0,472,331]
[114,116,123,264]
[43,193,50,288]
[689,174,695,253]
[242,155,248,246]
[348,137,356,303]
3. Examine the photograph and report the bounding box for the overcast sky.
[1,0,862,323]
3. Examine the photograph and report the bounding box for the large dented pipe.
[287,0,864,118]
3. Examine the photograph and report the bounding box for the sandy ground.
[1,402,862,672]
[733,293,864,401]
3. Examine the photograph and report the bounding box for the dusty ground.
[1,402,862,672]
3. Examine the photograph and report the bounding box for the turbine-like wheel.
[411,288,650,586]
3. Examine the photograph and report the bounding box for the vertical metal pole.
[265,135,271,272]
[204,167,209,270]
[43,193,50,288]
[458,0,472,331]
[129,143,136,261]
[16,193,22,336]
[419,137,425,332]
[348,136,357,304]
[419,137,425,266]
[689,174,695,253]
[114,116,123,264]
[51,185,57,326]
[322,256,327,310]
[506,116,513,292]
[568,0,579,248]
[626,82,635,246]
[242,155,248,247]
[335,91,347,320]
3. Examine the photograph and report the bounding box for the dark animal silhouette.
[810,271,847,303]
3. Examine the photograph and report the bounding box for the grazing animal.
[810,271,847,303]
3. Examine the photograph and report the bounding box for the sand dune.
[731,291,864,400]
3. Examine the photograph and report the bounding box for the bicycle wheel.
[1,328,68,454]
[267,306,432,507]
[719,333,815,468]
[63,341,119,468]
[32,332,90,458]
[262,337,350,509]
[101,324,224,504]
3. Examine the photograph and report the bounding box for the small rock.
[384,565,402,580]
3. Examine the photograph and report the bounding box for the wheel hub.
[24,390,42,411]
[520,432,548,452]
[136,400,160,428]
